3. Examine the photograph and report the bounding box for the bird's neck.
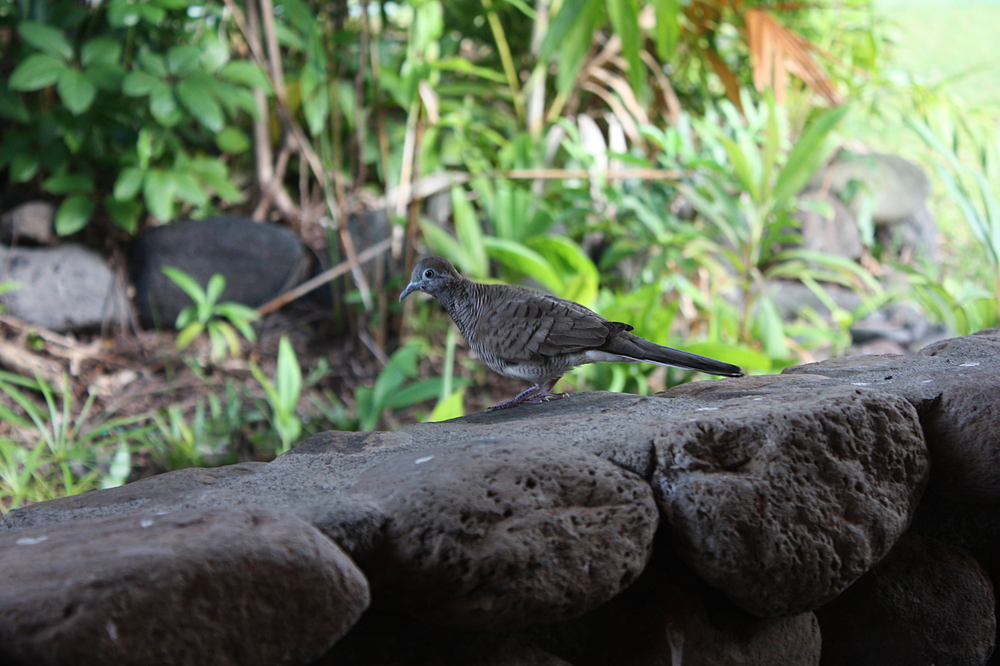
[436,279,479,336]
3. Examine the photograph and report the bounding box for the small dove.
[400,256,743,411]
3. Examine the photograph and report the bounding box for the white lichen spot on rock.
[15,536,47,546]
[140,519,154,528]
[414,456,434,465]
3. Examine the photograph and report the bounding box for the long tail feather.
[604,333,744,377]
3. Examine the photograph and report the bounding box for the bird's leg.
[487,377,565,411]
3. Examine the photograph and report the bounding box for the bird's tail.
[603,333,744,377]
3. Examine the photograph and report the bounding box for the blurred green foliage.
[1,0,1000,512]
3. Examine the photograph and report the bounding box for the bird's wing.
[473,285,631,361]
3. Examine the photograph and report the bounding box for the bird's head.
[399,256,463,302]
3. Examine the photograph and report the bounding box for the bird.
[399,256,744,411]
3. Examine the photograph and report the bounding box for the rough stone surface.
[781,331,1000,420]
[346,439,658,629]
[547,541,822,666]
[130,216,310,328]
[653,382,929,616]
[0,200,55,244]
[1,458,387,557]
[816,533,995,666]
[0,243,128,330]
[922,368,1000,502]
[316,610,574,666]
[0,506,370,666]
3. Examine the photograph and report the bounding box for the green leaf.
[276,336,302,413]
[653,0,681,61]
[215,126,251,154]
[18,21,73,60]
[167,45,201,76]
[162,266,206,304]
[56,67,97,114]
[9,153,39,183]
[451,186,489,278]
[54,195,95,235]
[425,387,466,422]
[384,378,444,410]
[773,105,850,206]
[527,236,599,305]
[104,196,143,234]
[170,170,209,207]
[149,85,181,125]
[143,168,175,221]
[219,61,272,91]
[606,0,643,92]
[546,0,603,97]
[419,219,472,273]
[81,37,122,67]
[175,322,205,348]
[43,173,94,195]
[122,70,163,96]
[9,54,65,91]
[137,50,168,78]
[718,135,760,203]
[482,238,563,294]
[114,166,145,200]
[176,78,224,132]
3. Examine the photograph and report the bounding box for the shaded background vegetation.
[0,0,998,511]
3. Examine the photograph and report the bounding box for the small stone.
[0,244,128,330]
[0,200,55,244]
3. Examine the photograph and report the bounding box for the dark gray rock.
[1,459,387,557]
[783,328,1000,413]
[875,203,938,263]
[1,200,55,244]
[546,542,822,666]
[798,190,863,261]
[130,216,310,328]
[0,243,128,330]
[816,533,995,666]
[817,152,931,225]
[0,506,370,666]
[922,368,1000,502]
[653,381,928,617]
[346,439,658,629]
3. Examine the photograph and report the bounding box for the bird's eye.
[423,268,435,279]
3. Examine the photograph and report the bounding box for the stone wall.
[3,329,1000,665]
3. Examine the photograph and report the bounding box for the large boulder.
[346,439,658,629]
[0,507,370,666]
[654,380,928,616]
[816,533,995,666]
[129,216,310,328]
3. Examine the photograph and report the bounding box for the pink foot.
[487,378,564,411]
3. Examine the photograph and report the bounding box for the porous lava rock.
[816,533,995,666]
[345,439,659,629]
[0,507,370,666]
[653,383,929,616]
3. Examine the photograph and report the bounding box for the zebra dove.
[399,256,743,411]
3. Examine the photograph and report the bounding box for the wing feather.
[472,284,629,361]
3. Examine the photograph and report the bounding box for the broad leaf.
[56,68,97,114]
[54,195,95,235]
[9,54,65,91]
[19,21,73,60]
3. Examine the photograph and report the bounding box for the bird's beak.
[399,281,420,302]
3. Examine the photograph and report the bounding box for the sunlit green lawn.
[877,0,1000,107]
